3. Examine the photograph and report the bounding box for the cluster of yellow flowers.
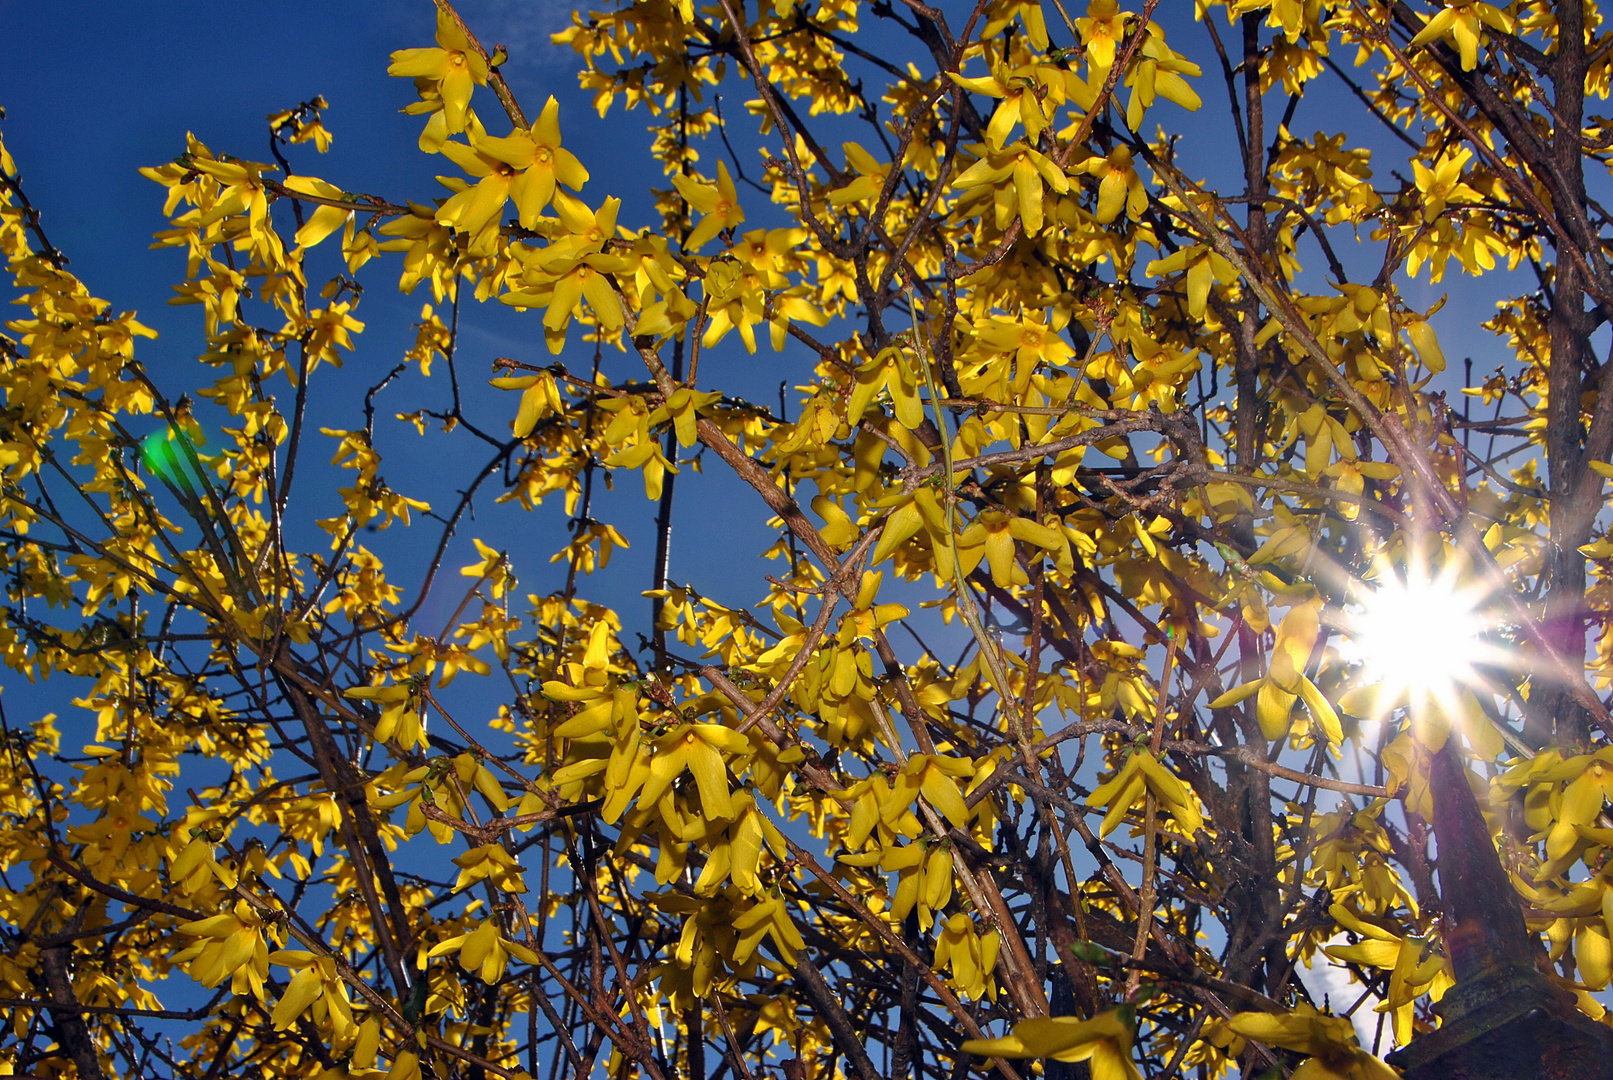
[8,0,1613,1079]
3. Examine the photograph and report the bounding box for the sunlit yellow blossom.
[387,9,489,134]
[1409,0,1513,71]
[467,96,589,227]
[671,161,745,251]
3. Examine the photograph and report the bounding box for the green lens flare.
[140,427,202,499]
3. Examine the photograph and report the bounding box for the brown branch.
[900,415,1179,489]
[782,838,1024,1080]
[731,526,881,735]
[39,944,105,1080]
[792,960,880,1080]
[45,851,202,921]
[433,0,528,129]
[1223,747,1387,798]
[0,997,204,1021]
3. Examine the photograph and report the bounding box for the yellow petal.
[1298,676,1344,744]
[1256,683,1298,740]
[270,968,324,1030]
[919,768,971,829]
[686,740,735,819]
[1208,681,1262,709]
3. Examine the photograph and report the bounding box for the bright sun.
[1341,562,1500,716]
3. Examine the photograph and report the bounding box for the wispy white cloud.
[453,0,583,74]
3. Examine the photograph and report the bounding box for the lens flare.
[1339,560,1503,719]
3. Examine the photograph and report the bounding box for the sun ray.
[1337,552,1514,730]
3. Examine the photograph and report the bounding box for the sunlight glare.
[1343,566,1493,716]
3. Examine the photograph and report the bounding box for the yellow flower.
[1409,1,1513,71]
[604,440,680,501]
[1210,601,1342,743]
[280,174,351,249]
[878,753,977,830]
[934,912,1001,1000]
[948,65,1064,151]
[648,386,723,449]
[697,258,768,352]
[962,1007,1141,1080]
[503,196,630,352]
[1143,244,1238,320]
[387,9,489,134]
[731,893,806,967]
[1323,902,1451,1045]
[1124,28,1203,130]
[434,105,586,254]
[489,373,564,439]
[189,155,281,261]
[1089,747,1204,837]
[767,287,831,350]
[267,952,356,1037]
[1080,146,1148,224]
[1074,0,1131,81]
[671,161,745,251]
[174,899,271,996]
[840,838,951,928]
[952,142,1070,236]
[1541,749,1613,860]
[1228,1007,1400,1080]
[1411,147,1482,222]
[385,1051,421,1080]
[343,680,429,747]
[433,117,515,253]
[835,571,911,644]
[980,0,1050,51]
[427,916,540,983]
[450,843,527,893]
[468,96,589,227]
[828,141,892,207]
[638,723,753,820]
[848,343,926,430]
[978,310,1076,373]
[692,790,787,896]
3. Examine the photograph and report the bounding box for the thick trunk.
[1430,741,1536,979]
[1526,0,1594,749]
[40,945,104,1080]
[1219,14,1283,998]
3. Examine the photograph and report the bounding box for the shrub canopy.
[3,2,1613,1080]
